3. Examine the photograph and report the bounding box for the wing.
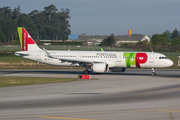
[43,48,102,66]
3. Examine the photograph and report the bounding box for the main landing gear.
[83,70,90,74]
[151,68,156,76]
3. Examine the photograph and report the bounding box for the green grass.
[0,54,36,63]
[0,77,79,87]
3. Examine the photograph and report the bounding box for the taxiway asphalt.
[0,69,180,120]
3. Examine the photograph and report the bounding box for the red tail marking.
[22,28,35,51]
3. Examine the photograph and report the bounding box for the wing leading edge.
[43,48,103,65]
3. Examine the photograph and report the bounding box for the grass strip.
[0,77,79,87]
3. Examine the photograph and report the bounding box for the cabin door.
[78,54,82,60]
[117,54,121,62]
[149,54,154,63]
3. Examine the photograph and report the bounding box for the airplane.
[15,27,173,76]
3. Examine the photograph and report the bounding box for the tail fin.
[17,27,41,51]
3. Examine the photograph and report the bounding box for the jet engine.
[92,63,109,73]
[110,67,126,72]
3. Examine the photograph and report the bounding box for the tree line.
[0,4,71,43]
[101,29,180,46]
[101,34,115,46]
[151,28,180,46]
[120,29,180,52]
[100,29,180,52]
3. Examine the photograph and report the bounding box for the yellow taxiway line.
[54,75,63,77]
[40,116,96,120]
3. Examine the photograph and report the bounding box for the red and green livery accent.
[17,27,35,51]
[123,53,148,68]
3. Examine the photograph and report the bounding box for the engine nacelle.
[110,67,126,72]
[92,63,109,73]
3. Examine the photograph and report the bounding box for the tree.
[172,28,178,39]
[0,4,71,43]
[101,34,115,46]
[18,13,37,39]
[2,19,17,43]
[0,30,6,43]
[164,30,172,39]
[151,34,160,45]
[171,37,180,46]
[2,6,12,18]
[29,4,71,40]
[109,33,115,46]
[101,37,108,46]
[12,6,20,19]
[44,4,58,14]
[159,33,169,45]
[136,40,148,45]
[151,33,169,45]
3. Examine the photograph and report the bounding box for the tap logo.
[123,53,147,68]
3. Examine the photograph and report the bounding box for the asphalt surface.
[0,69,180,120]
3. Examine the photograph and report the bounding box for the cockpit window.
[159,57,167,59]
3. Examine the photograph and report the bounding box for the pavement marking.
[157,110,180,112]
[54,75,63,77]
[0,116,39,119]
[0,96,6,97]
[1,108,179,120]
[38,108,180,119]
[40,116,95,120]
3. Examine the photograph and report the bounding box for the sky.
[0,0,180,36]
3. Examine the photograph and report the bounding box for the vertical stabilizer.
[17,27,41,51]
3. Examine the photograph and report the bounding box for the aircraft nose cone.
[167,59,173,67]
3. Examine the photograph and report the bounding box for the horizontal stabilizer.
[15,53,29,56]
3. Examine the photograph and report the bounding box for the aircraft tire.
[83,70,89,74]
[152,72,156,76]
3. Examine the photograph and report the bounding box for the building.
[70,35,151,45]
[116,35,151,44]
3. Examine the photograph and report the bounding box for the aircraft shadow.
[0,70,179,78]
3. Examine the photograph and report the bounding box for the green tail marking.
[17,27,22,50]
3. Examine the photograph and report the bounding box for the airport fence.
[0,45,180,57]
[41,45,135,51]
[0,45,134,52]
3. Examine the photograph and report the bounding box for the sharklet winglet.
[43,48,54,59]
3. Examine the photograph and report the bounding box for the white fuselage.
[15,50,173,69]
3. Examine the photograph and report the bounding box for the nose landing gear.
[151,68,156,76]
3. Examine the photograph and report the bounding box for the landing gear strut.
[151,68,156,76]
[83,70,89,74]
